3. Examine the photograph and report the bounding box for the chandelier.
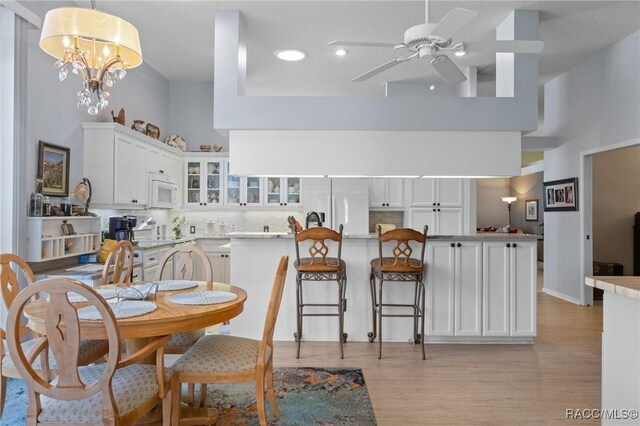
[39,4,142,115]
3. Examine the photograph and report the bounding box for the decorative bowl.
[212,144,223,152]
[200,145,212,152]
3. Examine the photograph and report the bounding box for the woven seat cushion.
[2,338,108,370]
[370,257,423,273]
[38,363,159,423]
[166,329,205,347]
[171,335,270,374]
[295,257,345,273]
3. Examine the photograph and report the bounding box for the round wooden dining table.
[23,281,247,347]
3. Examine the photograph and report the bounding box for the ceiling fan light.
[454,50,466,57]
[335,48,348,56]
[429,84,435,91]
[275,49,306,61]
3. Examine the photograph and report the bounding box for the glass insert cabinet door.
[266,177,282,205]
[225,162,241,205]
[186,161,202,205]
[245,177,261,205]
[205,160,222,206]
[285,177,301,205]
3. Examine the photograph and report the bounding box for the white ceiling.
[23,1,640,97]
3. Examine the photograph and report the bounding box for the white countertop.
[227,231,539,240]
[585,276,640,301]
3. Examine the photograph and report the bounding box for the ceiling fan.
[328,1,544,85]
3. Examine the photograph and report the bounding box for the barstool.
[368,225,428,359]
[293,225,347,359]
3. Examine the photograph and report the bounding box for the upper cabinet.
[225,162,263,207]
[265,177,302,207]
[184,157,224,208]
[83,123,183,209]
[369,178,404,209]
[410,178,464,207]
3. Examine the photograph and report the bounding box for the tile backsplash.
[93,208,304,236]
[368,211,404,233]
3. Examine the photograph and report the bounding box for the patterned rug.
[0,367,376,425]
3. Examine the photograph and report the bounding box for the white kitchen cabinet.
[265,177,302,206]
[225,161,263,207]
[408,207,464,235]
[482,240,536,337]
[83,123,182,209]
[369,178,404,209]
[426,240,482,336]
[195,239,231,283]
[184,158,224,208]
[410,178,464,207]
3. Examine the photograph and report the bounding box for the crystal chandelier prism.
[40,5,142,115]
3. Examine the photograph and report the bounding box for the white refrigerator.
[302,178,369,235]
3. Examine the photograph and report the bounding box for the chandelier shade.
[39,7,142,115]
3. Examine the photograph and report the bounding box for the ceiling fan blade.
[353,54,418,82]
[328,40,398,48]
[431,8,478,39]
[430,55,467,86]
[463,40,544,54]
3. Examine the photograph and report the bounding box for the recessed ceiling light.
[274,49,306,61]
[429,84,435,91]
[454,51,466,57]
[335,48,348,56]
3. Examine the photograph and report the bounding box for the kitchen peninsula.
[228,232,538,344]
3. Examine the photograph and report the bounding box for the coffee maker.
[105,216,137,241]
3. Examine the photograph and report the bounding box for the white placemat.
[154,280,199,291]
[78,300,157,320]
[66,289,118,303]
[169,291,237,306]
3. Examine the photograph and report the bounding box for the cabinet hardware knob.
[204,203,207,206]
[513,243,517,248]
[438,203,441,206]
[285,203,287,206]
[433,208,436,212]
[432,202,436,206]
[457,243,461,247]
[437,209,441,212]
[450,243,455,248]
[149,257,156,261]
[506,243,511,248]
[159,170,164,174]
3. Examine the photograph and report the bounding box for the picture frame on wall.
[525,199,539,221]
[543,177,578,212]
[38,141,70,197]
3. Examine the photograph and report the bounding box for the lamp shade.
[502,196,517,204]
[40,7,142,68]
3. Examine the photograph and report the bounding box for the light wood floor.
[273,293,603,425]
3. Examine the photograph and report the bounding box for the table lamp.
[502,196,518,228]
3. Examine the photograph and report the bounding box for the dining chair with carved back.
[0,254,108,418]
[5,277,172,425]
[101,240,135,285]
[156,245,214,354]
[170,255,289,426]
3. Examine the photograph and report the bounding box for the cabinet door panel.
[483,242,510,336]
[148,149,160,174]
[113,136,135,204]
[437,179,464,207]
[386,179,404,208]
[368,179,387,208]
[204,160,223,206]
[209,253,227,283]
[408,209,436,234]
[158,153,172,176]
[455,242,482,336]
[132,142,149,205]
[245,176,262,205]
[511,242,536,336]
[285,177,301,206]
[265,177,283,205]
[426,242,455,336]
[410,179,437,206]
[185,160,204,206]
[438,208,464,235]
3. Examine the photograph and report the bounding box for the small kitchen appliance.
[105,216,137,241]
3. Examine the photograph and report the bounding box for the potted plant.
[172,216,186,239]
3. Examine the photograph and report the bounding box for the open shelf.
[27,217,101,262]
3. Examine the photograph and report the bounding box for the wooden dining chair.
[5,278,172,425]
[0,254,108,418]
[170,256,289,426]
[156,245,213,354]
[101,240,135,285]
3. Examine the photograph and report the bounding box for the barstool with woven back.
[368,225,428,359]
[293,225,348,359]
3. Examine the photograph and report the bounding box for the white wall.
[592,146,640,275]
[476,178,510,228]
[544,31,640,302]
[167,81,228,152]
[25,28,170,205]
[510,172,544,235]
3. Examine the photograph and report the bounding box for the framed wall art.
[544,177,578,212]
[525,199,539,221]
[38,141,70,197]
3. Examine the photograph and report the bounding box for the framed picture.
[38,141,70,197]
[525,199,539,221]
[544,177,578,211]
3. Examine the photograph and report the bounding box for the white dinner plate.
[77,300,157,320]
[169,291,237,306]
[66,288,118,303]
[154,280,199,291]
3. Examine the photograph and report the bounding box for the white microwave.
[149,173,178,208]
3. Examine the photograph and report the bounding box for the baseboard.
[543,287,583,305]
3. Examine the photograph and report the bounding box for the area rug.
[0,367,376,425]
